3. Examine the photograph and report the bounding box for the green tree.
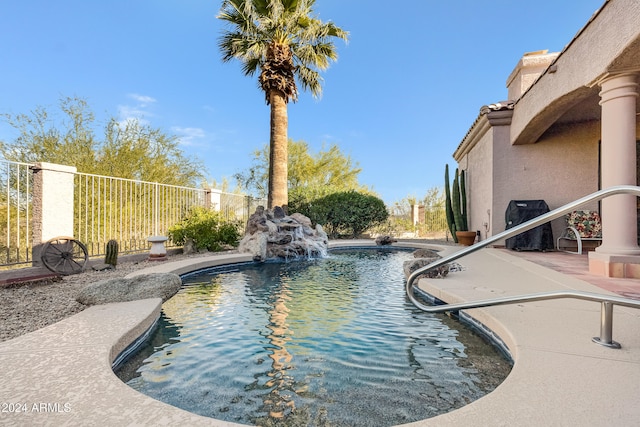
[422,186,445,208]
[100,118,204,185]
[217,0,348,209]
[236,139,368,207]
[0,97,205,187]
[0,96,97,171]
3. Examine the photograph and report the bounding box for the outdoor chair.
[556,210,602,254]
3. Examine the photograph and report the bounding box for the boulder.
[238,232,268,261]
[273,206,286,219]
[267,233,293,245]
[412,248,440,258]
[76,273,181,306]
[265,220,278,235]
[182,238,198,255]
[403,257,449,279]
[375,235,397,246]
[315,224,328,243]
[290,212,312,228]
[245,206,269,235]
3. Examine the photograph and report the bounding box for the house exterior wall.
[462,124,494,240]
[453,0,640,255]
[491,121,601,241]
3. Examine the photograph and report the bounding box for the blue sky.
[0,0,605,204]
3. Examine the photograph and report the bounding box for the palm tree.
[217,0,348,209]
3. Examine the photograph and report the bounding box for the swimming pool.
[116,248,511,426]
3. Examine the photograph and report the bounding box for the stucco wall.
[511,0,640,145]
[492,121,601,241]
[32,162,77,243]
[463,125,494,240]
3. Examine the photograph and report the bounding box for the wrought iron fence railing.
[0,158,267,268]
[73,172,266,258]
[423,204,448,234]
[0,160,33,268]
[387,204,449,238]
[73,173,209,256]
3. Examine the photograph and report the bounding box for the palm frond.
[296,65,322,98]
[242,57,262,76]
[217,0,347,99]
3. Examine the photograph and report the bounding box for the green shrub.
[288,185,337,216]
[287,188,312,218]
[167,207,241,251]
[303,190,389,239]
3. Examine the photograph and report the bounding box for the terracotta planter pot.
[456,231,477,246]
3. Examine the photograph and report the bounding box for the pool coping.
[1,240,639,426]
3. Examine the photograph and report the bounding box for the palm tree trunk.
[268,89,288,209]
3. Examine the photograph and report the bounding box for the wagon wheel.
[41,236,89,276]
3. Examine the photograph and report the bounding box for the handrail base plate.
[592,337,621,349]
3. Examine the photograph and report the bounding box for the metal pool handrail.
[407,290,640,348]
[405,185,640,348]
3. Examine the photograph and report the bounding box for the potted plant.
[445,164,476,246]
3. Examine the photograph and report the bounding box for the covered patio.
[453,0,640,278]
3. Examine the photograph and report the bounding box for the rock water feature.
[239,206,329,261]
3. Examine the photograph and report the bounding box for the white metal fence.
[0,160,32,267]
[0,159,265,268]
[387,204,449,238]
[73,172,265,256]
[73,173,209,256]
[423,204,449,234]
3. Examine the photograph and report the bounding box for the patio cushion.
[566,210,602,239]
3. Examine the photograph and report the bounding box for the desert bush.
[167,207,241,251]
[301,190,388,238]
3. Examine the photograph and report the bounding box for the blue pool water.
[116,248,510,426]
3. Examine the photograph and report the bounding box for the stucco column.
[31,162,77,266]
[595,73,639,256]
[210,189,222,211]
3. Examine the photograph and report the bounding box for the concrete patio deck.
[1,241,639,426]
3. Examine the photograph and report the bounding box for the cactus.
[444,165,468,243]
[444,164,456,241]
[459,168,468,231]
[105,239,119,267]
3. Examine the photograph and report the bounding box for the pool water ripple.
[116,248,511,426]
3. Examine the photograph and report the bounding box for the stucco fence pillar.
[589,72,640,277]
[31,162,77,266]
[209,188,222,211]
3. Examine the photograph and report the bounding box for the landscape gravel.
[0,251,215,342]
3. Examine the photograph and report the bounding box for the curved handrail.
[404,290,640,348]
[406,290,640,313]
[404,185,640,348]
[406,185,640,290]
